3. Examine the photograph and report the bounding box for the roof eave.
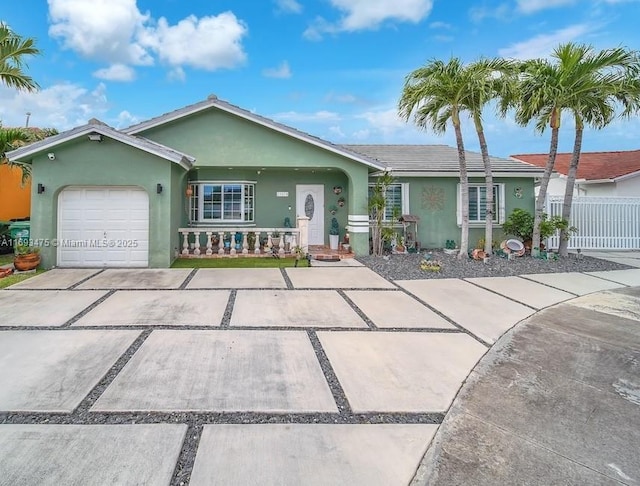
[371,170,543,178]
[7,124,194,170]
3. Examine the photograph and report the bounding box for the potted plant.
[271,230,281,249]
[502,208,576,256]
[329,217,340,250]
[14,243,41,271]
[247,232,256,251]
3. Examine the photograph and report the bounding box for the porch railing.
[178,217,309,257]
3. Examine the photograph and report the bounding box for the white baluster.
[267,232,273,250]
[230,231,237,255]
[242,232,249,254]
[218,232,225,255]
[254,231,261,254]
[193,232,201,255]
[205,231,213,256]
[290,233,298,252]
[181,231,190,255]
[278,234,285,255]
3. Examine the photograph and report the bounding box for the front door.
[296,184,324,245]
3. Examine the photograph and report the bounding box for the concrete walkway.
[0,266,639,485]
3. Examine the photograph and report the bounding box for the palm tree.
[399,58,472,258]
[514,43,640,255]
[0,23,40,92]
[555,45,640,256]
[0,126,31,183]
[466,58,518,255]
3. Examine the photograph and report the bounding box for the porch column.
[296,216,309,254]
[346,165,370,256]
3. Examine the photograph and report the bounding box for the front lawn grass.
[0,269,46,289]
[171,257,308,269]
[0,253,14,266]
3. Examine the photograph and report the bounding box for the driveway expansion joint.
[73,329,152,415]
[396,286,491,348]
[178,268,198,289]
[220,290,236,328]
[67,269,107,290]
[338,289,378,330]
[307,330,353,414]
[61,289,117,328]
[280,267,294,289]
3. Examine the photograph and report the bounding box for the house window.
[368,182,410,221]
[189,182,255,223]
[457,183,505,225]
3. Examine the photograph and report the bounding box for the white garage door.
[58,187,149,267]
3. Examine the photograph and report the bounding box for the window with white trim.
[368,182,410,221]
[189,182,255,223]
[457,183,505,225]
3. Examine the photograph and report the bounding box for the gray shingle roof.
[342,144,543,175]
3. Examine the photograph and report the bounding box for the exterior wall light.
[156,183,163,194]
[37,183,45,194]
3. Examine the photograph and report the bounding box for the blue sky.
[1,0,639,157]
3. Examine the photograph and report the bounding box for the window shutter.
[401,183,410,215]
[499,184,506,223]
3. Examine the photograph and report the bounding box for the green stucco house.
[7,95,542,269]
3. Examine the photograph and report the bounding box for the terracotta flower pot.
[14,253,41,271]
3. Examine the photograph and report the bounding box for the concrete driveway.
[1,266,639,485]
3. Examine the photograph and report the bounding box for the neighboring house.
[7,95,542,269]
[511,150,640,197]
[0,164,30,221]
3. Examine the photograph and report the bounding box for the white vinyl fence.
[546,196,640,250]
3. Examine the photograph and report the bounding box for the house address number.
[276,192,289,197]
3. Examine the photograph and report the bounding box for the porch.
[177,218,354,260]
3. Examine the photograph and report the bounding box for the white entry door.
[296,184,324,245]
[57,186,149,267]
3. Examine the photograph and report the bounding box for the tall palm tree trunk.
[558,119,583,256]
[474,115,493,255]
[533,111,560,252]
[453,112,469,258]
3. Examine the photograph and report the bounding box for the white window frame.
[457,183,505,226]
[189,181,255,224]
[368,182,410,222]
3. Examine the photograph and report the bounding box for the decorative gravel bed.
[357,251,632,281]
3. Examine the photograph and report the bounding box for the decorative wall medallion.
[422,186,445,211]
[305,194,315,219]
[333,186,342,195]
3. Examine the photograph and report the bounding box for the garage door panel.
[58,187,149,268]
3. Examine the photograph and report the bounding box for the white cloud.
[516,0,576,13]
[324,91,360,104]
[356,108,408,136]
[48,0,248,78]
[262,61,292,79]
[48,0,152,66]
[139,13,247,71]
[115,110,139,128]
[167,67,186,82]
[272,110,341,122]
[304,0,433,39]
[275,0,302,14]
[469,3,511,23]
[0,82,109,130]
[498,24,592,59]
[429,21,452,29]
[93,63,136,82]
